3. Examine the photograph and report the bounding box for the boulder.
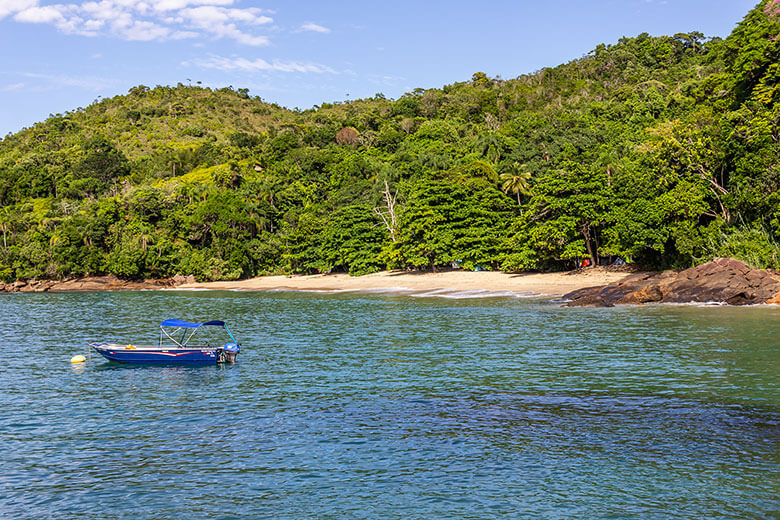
[37,280,55,292]
[169,273,197,285]
[616,285,663,305]
[49,275,133,292]
[4,274,198,293]
[565,258,780,307]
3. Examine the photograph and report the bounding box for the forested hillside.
[1,1,778,281]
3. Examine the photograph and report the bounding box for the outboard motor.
[216,342,240,363]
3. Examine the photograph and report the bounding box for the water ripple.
[0,292,777,519]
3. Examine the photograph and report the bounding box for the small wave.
[299,288,358,294]
[654,301,729,307]
[361,286,415,294]
[187,285,546,299]
[409,288,454,297]
[409,288,540,299]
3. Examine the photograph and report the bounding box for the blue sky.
[0,0,758,136]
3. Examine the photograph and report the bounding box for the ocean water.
[0,290,777,519]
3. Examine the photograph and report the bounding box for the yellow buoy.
[70,354,86,363]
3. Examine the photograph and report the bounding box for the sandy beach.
[178,268,634,298]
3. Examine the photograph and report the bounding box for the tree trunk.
[580,223,598,267]
[374,179,398,242]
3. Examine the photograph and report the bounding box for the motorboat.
[89,319,240,364]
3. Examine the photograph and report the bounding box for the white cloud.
[170,29,198,39]
[231,30,269,46]
[149,0,234,11]
[1,82,26,92]
[0,0,36,20]
[178,5,271,26]
[80,1,124,22]
[14,4,103,36]
[300,22,329,34]
[120,19,171,40]
[83,18,106,31]
[178,6,272,45]
[20,71,117,91]
[13,5,64,24]
[6,1,273,44]
[190,55,336,74]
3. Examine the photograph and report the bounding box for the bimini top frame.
[158,319,238,347]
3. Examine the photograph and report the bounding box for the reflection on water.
[0,291,778,519]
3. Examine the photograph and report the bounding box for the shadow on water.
[387,391,780,455]
[89,360,239,372]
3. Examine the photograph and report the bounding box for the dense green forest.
[0,1,778,281]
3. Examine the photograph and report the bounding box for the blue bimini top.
[160,319,226,328]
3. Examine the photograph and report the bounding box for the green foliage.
[699,223,780,269]
[320,205,386,275]
[720,0,780,104]
[73,136,130,183]
[503,162,611,270]
[388,178,512,270]
[0,2,777,281]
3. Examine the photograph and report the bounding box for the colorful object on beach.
[70,354,86,363]
[89,319,241,365]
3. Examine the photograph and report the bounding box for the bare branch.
[375,179,398,242]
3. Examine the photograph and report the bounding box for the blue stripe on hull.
[95,348,218,364]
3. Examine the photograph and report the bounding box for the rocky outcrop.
[0,274,196,293]
[171,274,197,285]
[564,258,780,307]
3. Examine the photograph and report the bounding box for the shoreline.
[177,268,635,298]
[3,260,779,305]
[0,268,636,297]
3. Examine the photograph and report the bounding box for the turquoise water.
[0,290,778,519]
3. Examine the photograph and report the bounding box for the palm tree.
[476,131,504,164]
[500,162,532,204]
